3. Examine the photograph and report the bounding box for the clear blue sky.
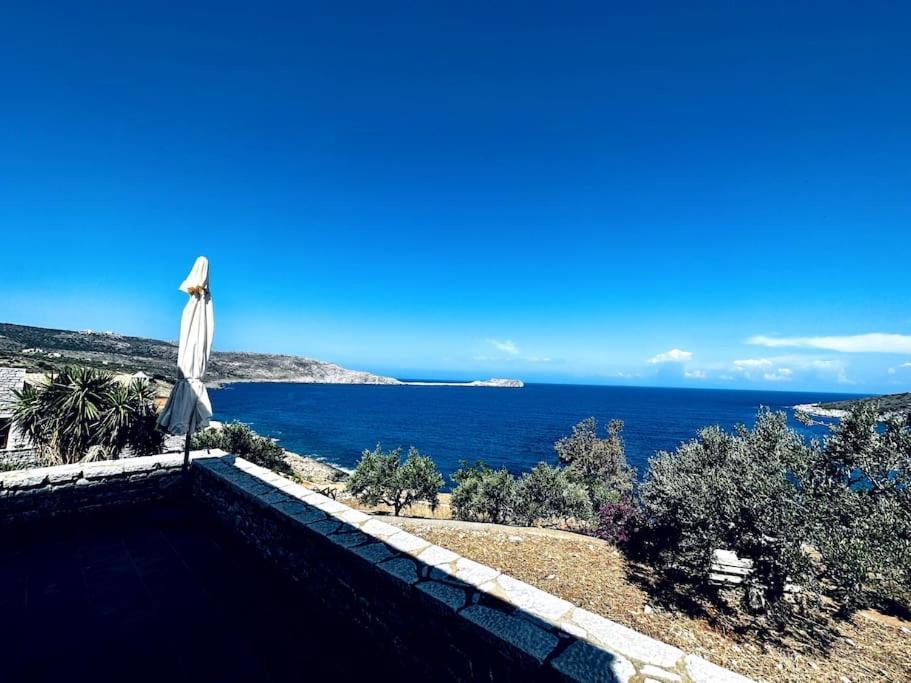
[1,1,909,392]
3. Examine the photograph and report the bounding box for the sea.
[207,383,858,486]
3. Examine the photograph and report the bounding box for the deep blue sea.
[208,383,859,485]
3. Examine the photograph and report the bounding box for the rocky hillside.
[818,392,911,416]
[0,322,401,386]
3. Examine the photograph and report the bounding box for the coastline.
[283,448,352,484]
[207,377,524,389]
[205,376,400,389]
[793,403,848,419]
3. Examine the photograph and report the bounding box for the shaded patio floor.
[0,501,410,682]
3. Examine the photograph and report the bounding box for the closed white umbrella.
[157,256,214,468]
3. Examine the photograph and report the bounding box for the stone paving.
[0,499,413,683]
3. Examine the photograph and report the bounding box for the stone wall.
[191,455,753,683]
[3,421,31,451]
[0,452,203,525]
[0,448,39,470]
[1,366,31,453]
[0,366,26,409]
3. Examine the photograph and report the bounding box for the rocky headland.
[795,391,911,420]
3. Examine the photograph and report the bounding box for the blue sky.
[1,2,909,392]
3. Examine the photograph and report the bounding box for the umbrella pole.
[183,411,196,473]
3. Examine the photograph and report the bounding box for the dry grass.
[395,520,911,683]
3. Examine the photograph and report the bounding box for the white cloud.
[748,333,911,354]
[487,338,519,355]
[684,369,706,379]
[729,355,852,383]
[733,358,773,369]
[525,356,551,363]
[888,367,896,375]
[902,362,911,368]
[763,368,793,382]
[649,348,693,364]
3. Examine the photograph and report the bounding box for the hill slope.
[0,322,400,385]
[818,392,911,415]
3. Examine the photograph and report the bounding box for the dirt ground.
[390,518,911,683]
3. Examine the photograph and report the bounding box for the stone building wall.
[0,366,31,451]
[0,367,26,408]
[0,448,39,470]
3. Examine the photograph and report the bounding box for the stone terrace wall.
[192,455,753,683]
[0,452,209,525]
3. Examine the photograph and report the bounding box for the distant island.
[795,391,911,419]
[400,378,524,388]
[0,322,523,389]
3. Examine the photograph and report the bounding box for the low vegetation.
[192,422,292,476]
[12,366,163,464]
[445,408,911,641]
[452,418,634,529]
[450,461,517,524]
[347,445,443,516]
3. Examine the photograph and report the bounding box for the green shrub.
[514,463,593,528]
[450,417,634,529]
[192,422,291,475]
[347,445,443,516]
[555,418,635,510]
[451,460,518,524]
[12,367,163,464]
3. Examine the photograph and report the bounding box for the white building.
[0,367,30,451]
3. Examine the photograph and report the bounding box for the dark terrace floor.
[0,502,411,683]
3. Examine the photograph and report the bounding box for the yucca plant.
[12,366,164,465]
[101,379,161,457]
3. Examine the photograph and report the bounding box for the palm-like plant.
[101,379,162,458]
[12,366,164,465]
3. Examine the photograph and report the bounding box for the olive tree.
[639,405,911,625]
[555,418,635,510]
[639,410,817,621]
[347,445,443,516]
[451,460,518,524]
[514,463,593,527]
[801,404,911,612]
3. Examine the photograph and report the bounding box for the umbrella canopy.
[157,256,214,437]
